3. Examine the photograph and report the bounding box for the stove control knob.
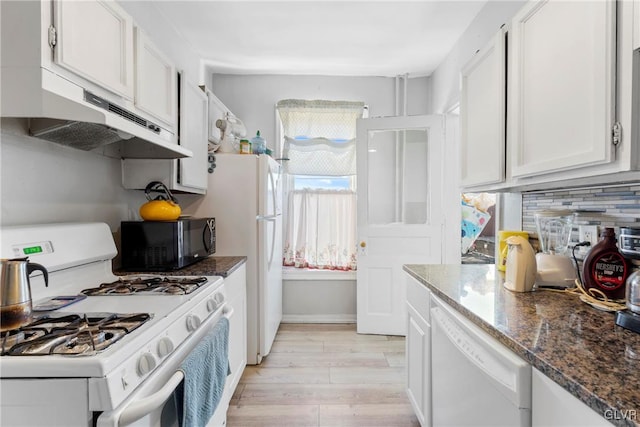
[157,337,174,358]
[206,299,218,312]
[137,353,157,376]
[214,293,225,305]
[186,314,201,331]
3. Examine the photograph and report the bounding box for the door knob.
[360,241,366,248]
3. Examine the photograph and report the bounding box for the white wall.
[208,73,430,156]
[0,119,136,229]
[283,279,356,323]
[429,0,527,259]
[430,0,527,114]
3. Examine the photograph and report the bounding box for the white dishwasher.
[430,294,531,426]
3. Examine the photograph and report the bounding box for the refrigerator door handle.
[257,215,277,222]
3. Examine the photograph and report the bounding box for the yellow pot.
[139,200,181,221]
[140,181,181,221]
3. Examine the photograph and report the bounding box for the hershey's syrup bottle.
[582,227,629,300]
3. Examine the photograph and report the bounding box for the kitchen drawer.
[406,274,430,323]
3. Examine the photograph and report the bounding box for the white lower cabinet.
[405,275,431,427]
[225,264,247,396]
[211,263,247,426]
[532,368,612,427]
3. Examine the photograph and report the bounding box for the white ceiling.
[151,1,488,77]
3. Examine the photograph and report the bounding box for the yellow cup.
[497,230,529,271]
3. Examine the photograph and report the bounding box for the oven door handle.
[118,370,184,426]
[223,306,234,319]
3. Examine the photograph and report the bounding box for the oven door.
[96,304,233,427]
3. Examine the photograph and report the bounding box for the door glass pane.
[367,129,428,225]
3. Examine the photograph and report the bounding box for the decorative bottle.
[251,131,266,154]
[582,227,629,300]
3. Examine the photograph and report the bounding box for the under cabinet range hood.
[27,88,188,154]
[0,0,192,160]
[2,68,192,160]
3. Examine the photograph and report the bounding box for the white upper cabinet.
[55,0,134,99]
[179,81,208,191]
[460,27,506,188]
[122,79,209,194]
[508,0,617,178]
[202,86,231,147]
[134,27,177,128]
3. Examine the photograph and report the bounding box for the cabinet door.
[179,81,208,190]
[532,368,611,427]
[406,275,431,427]
[202,86,230,146]
[406,304,430,427]
[134,28,177,127]
[460,27,506,187]
[225,265,247,397]
[509,0,616,178]
[55,0,134,99]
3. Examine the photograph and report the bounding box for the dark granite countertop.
[116,256,246,278]
[403,264,640,427]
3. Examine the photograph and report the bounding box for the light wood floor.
[226,323,419,427]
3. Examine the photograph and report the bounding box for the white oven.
[0,223,232,427]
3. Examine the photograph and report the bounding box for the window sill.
[282,267,356,281]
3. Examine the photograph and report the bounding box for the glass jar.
[626,267,640,313]
[239,139,251,154]
[251,131,266,154]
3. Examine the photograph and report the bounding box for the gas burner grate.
[81,276,209,296]
[0,313,151,356]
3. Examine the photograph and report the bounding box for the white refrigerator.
[190,154,283,365]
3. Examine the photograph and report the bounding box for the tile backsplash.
[522,184,640,243]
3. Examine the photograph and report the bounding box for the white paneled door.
[356,115,444,336]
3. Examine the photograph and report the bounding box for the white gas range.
[0,223,229,427]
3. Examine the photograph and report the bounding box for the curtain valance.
[283,136,356,176]
[277,99,364,176]
[276,99,364,141]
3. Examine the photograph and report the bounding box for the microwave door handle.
[203,219,215,253]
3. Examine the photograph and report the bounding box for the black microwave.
[120,218,215,271]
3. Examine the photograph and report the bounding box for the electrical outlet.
[579,225,599,246]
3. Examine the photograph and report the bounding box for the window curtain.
[277,99,363,271]
[284,136,356,176]
[277,99,364,141]
[283,189,357,271]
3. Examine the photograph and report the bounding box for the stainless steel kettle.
[0,258,48,332]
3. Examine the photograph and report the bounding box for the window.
[293,175,351,191]
[277,99,365,271]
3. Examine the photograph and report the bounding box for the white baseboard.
[283,268,356,281]
[282,314,356,323]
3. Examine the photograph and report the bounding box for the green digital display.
[23,245,43,255]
